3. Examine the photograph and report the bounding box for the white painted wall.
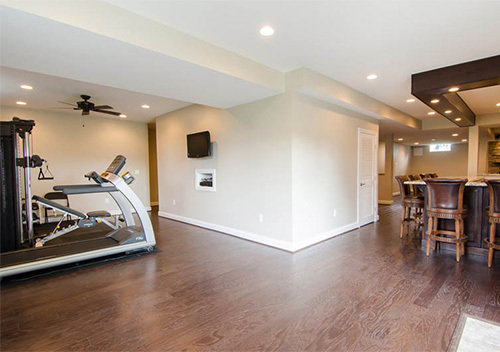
[291,93,378,248]
[1,106,150,214]
[156,94,294,249]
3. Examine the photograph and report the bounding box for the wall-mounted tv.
[187,131,211,158]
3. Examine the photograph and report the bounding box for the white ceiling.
[1,1,499,129]
[0,67,192,122]
[105,0,500,120]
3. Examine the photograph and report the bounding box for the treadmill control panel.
[105,155,126,175]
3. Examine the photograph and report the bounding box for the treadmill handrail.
[54,184,103,190]
[33,195,86,219]
[59,186,118,195]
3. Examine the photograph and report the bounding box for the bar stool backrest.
[486,180,500,214]
[395,175,412,198]
[424,178,467,211]
[407,174,422,195]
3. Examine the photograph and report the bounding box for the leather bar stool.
[485,180,500,267]
[395,175,424,238]
[424,178,468,262]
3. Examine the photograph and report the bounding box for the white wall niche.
[195,169,216,192]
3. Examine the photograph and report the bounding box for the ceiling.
[1,0,499,130]
[105,0,500,120]
[0,67,192,122]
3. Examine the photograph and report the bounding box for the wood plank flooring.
[1,201,499,351]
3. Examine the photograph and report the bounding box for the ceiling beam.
[411,55,500,127]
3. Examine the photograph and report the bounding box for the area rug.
[448,314,500,352]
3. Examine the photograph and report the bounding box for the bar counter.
[406,180,494,257]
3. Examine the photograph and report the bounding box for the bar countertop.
[406,179,488,187]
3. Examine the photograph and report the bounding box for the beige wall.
[377,135,394,203]
[155,92,379,251]
[291,93,378,247]
[156,94,294,249]
[392,143,412,193]
[1,106,150,214]
[410,143,468,177]
[148,126,158,205]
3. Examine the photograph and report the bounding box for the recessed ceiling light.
[16,101,27,105]
[398,138,403,141]
[428,111,436,115]
[119,114,127,118]
[141,105,150,109]
[430,99,440,104]
[448,87,460,92]
[414,142,419,145]
[452,133,459,137]
[496,103,500,107]
[20,85,33,90]
[455,118,462,121]
[259,25,275,36]
[406,98,415,103]
[444,110,452,114]
[366,74,378,80]
[462,139,467,142]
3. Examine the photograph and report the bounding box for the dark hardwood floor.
[1,201,499,351]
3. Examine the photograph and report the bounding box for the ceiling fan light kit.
[58,95,123,117]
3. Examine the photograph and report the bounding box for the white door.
[358,129,377,227]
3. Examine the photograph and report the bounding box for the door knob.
[360,182,365,186]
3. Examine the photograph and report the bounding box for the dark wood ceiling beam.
[411,55,500,127]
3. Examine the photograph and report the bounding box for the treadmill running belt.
[0,237,118,268]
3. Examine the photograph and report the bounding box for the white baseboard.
[292,221,359,252]
[378,200,394,205]
[158,211,294,251]
[392,192,400,196]
[158,211,359,253]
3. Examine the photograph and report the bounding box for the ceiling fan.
[56,95,122,116]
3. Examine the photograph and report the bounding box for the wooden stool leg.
[455,219,461,262]
[426,216,433,256]
[400,206,406,238]
[433,217,438,251]
[420,208,425,237]
[460,218,465,256]
[489,222,496,268]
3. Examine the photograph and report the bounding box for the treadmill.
[0,123,156,277]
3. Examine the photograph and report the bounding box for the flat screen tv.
[187,131,211,158]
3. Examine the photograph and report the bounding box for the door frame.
[357,128,378,227]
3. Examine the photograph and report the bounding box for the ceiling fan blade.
[57,101,77,107]
[82,110,90,116]
[94,109,121,116]
[48,107,75,109]
[93,105,113,110]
